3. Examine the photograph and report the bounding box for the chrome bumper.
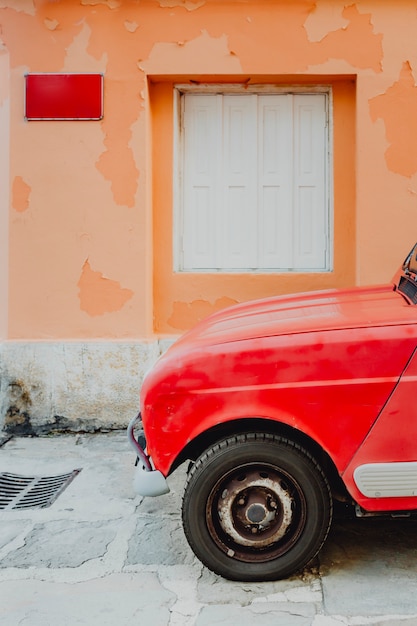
[127,413,170,497]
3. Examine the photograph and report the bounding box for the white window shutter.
[179,90,329,272]
[182,95,221,270]
[257,95,293,269]
[292,94,327,270]
[221,95,258,269]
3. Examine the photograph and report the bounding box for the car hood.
[173,283,412,348]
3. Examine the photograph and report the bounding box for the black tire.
[182,433,332,581]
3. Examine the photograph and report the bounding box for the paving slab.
[0,574,175,626]
[196,603,315,626]
[1,519,119,568]
[1,433,417,625]
[320,518,417,617]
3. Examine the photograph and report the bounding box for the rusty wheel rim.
[206,463,307,563]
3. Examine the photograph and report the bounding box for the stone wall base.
[0,340,174,435]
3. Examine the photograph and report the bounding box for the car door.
[343,344,417,511]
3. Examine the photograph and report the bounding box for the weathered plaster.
[78,260,133,317]
[139,30,242,74]
[124,20,139,33]
[313,5,383,73]
[0,4,137,208]
[0,46,9,340]
[0,7,83,71]
[0,0,34,16]
[43,17,59,31]
[86,15,141,208]
[11,176,31,212]
[168,2,383,75]
[63,21,108,72]
[304,1,349,41]
[81,0,121,8]
[159,0,206,11]
[168,297,238,331]
[0,48,8,106]
[369,61,417,178]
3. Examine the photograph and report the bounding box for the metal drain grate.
[0,469,81,510]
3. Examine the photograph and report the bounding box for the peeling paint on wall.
[0,47,8,106]
[0,7,83,71]
[158,0,206,11]
[43,17,59,31]
[95,136,139,208]
[139,29,243,74]
[1,4,139,207]
[0,0,34,16]
[12,176,31,212]
[369,61,417,178]
[81,0,121,9]
[168,297,238,331]
[78,259,133,316]
[124,20,139,33]
[311,4,383,73]
[304,1,350,41]
[87,15,141,208]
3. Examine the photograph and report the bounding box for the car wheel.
[182,433,332,581]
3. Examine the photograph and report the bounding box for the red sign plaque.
[25,74,103,120]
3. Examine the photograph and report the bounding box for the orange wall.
[1,0,416,340]
[0,46,9,340]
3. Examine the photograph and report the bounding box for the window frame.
[173,84,334,274]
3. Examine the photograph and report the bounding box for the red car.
[128,243,417,581]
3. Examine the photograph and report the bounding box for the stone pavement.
[1,432,417,626]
